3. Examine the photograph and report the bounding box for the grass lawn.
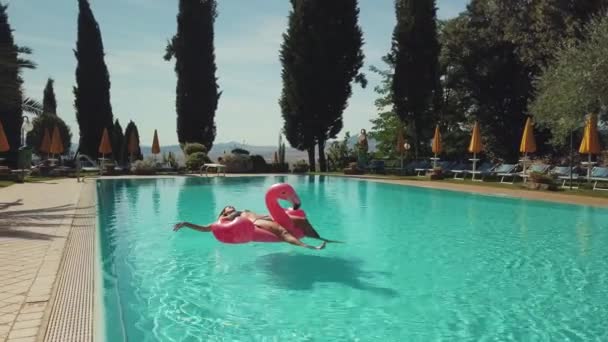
[310,172,608,199]
[0,180,14,188]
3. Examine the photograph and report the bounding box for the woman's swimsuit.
[224,210,274,223]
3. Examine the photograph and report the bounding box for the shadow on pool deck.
[0,204,95,240]
[257,253,399,298]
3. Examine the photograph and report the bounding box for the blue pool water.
[98,176,608,341]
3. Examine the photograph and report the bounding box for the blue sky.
[7,0,468,146]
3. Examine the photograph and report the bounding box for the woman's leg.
[254,220,326,250]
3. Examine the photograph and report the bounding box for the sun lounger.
[464,161,495,181]
[413,160,431,176]
[493,164,519,183]
[591,167,608,191]
[551,166,581,189]
[451,162,472,180]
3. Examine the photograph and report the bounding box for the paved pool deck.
[0,179,84,342]
[0,173,605,342]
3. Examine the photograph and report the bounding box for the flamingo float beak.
[292,201,301,210]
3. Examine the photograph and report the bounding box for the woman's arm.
[173,222,212,232]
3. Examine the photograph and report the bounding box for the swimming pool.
[97,176,608,341]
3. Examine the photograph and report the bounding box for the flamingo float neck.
[265,184,298,230]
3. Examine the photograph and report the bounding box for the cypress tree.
[164,0,221,150]
[279,0,366,172]
[390,0,440,158]
[0,3,35,166]
[279,0,317,168]
[111,119,124,163]
[122,120,143,162]
[74,0,114,158]
[42,78,57,115]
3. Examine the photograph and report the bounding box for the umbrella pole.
[523,152,528,184]
[101,154,104,176]
[433,153,437,169]
[569,131,573,190]
[473,152,477,178]
[588,154,592,182]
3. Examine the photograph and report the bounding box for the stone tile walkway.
[0,179,83,342]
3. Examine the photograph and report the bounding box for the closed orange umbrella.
[468,121,483,176]
[49,125,64,156]
[98,128,112,176]
[40,128,51,156]
[99,127,112,155]
[468,121,483,154]
[431,125,441,168]
[151,129,160,155]
[0,120,10,153]
[579,114,601,180]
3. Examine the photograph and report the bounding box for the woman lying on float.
[173,183,340,250]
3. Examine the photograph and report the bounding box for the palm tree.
[0,45,42,114]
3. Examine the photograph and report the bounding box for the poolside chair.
[366,160,386,174]
[464,161,495,182]
[450,162,472,180]
[550,166,581,189]
[415,160,430,176]
[518,163,551,183]
[591,167,608,191]
[493,164,519,184]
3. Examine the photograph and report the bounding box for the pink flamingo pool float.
[209,183,308,244]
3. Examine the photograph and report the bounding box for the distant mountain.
[67,137,377,164]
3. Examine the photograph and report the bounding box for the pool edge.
[40,180,99,342]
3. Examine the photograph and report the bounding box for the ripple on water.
[98,177,608,341]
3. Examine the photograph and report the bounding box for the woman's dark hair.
[218,206,235,219]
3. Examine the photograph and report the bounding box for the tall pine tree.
[42,78,57,115]
[390,0,440,158]
[74,0,114,158]
[279,0,366,172]
[165,0,220,150]
[0,3,36,166]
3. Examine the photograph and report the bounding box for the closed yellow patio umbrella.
[0,120,10,153]
[431,125,442,168]
[40,128,51,157]
[151,129,160,159]
[49,125,64,157]
[468,121,483,176]
[519,117,536,179]
[579,113,601,180]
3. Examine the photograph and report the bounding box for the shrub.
[182,143,207,156]
[223,153,253,173]
[292,160,309,173]
[270,162,289,173]
[250,155,269,173]
[186,152,211,171]
[131,159,156,175]
[231,148,250,155]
